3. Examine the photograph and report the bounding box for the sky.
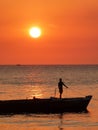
[0,0,98,64]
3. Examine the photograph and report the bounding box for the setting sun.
[29,27,41,38]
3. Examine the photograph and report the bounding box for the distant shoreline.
[0,64,98,66]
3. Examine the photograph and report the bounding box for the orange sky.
[0,0,98,64]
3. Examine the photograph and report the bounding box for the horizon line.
[0,64,98,66]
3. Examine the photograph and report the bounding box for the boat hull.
[0,95,92,114]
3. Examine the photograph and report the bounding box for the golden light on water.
[30,86,43,98]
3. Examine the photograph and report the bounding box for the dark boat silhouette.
[0,95,92,114]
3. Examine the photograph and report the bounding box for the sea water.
[0,65,98,130]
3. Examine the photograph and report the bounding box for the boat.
[0,95,92,114]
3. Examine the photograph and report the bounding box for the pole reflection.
[58,114,64,130]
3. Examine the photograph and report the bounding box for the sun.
[29,27,41,38]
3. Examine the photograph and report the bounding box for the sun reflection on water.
[29,86,43,99]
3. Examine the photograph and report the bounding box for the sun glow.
[29,27,41,38]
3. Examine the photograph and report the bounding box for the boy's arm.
[63,83,68,88]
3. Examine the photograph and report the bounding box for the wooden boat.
[0,95,92,114]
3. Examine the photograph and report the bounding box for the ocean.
[0,65,98,130]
